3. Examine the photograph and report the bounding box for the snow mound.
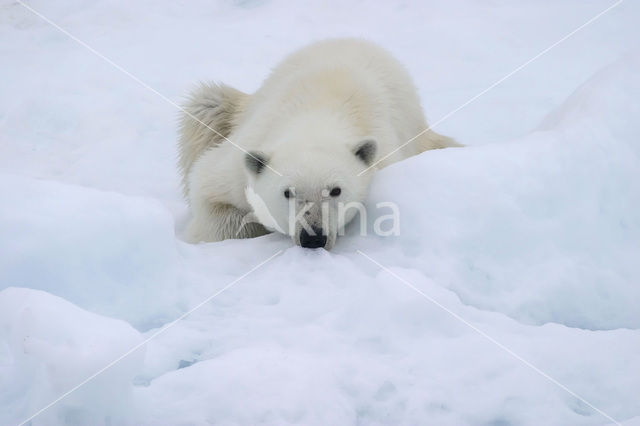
[0,287,144,425]
[133,248,640,425]
[0,175,183,329]
[361,52,640,330]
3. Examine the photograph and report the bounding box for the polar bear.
[179,38,458,250]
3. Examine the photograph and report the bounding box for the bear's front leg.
[185,201,268,243]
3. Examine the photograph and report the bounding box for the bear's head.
[243,135,377,250]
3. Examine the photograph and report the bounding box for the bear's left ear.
[353,139,377,166]
[245,151,269,175]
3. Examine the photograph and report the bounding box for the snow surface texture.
[1,0,640,425]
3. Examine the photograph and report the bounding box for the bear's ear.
[245,151,269,175]
[353,139,377,166]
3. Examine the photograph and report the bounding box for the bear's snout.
[299,226,327,249]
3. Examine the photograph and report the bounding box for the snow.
[0,175,183,329]
[1,0,640,425]
[0,288,144,425]
[362,52,640,331]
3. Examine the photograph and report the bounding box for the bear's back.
[257,38,419,108]
[236,38,428,163]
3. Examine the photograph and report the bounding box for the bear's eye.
[329,187,341,197]
[284,189,292,199]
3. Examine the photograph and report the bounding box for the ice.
[1,0,640,425]
[0,175,184,330]
[0,287,144,425]
[359,53,640,331]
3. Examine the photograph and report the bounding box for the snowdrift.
[363,52,640,331]
[0,176,183,329]
[0,288,143,425]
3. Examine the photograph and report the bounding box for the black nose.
[300,226,327,249]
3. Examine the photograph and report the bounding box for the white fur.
[179,38,459,248]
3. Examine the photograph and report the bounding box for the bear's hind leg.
[417,129,462,152]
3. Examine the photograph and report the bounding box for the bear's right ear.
[353,139,377,166]
[245,151,269,175]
